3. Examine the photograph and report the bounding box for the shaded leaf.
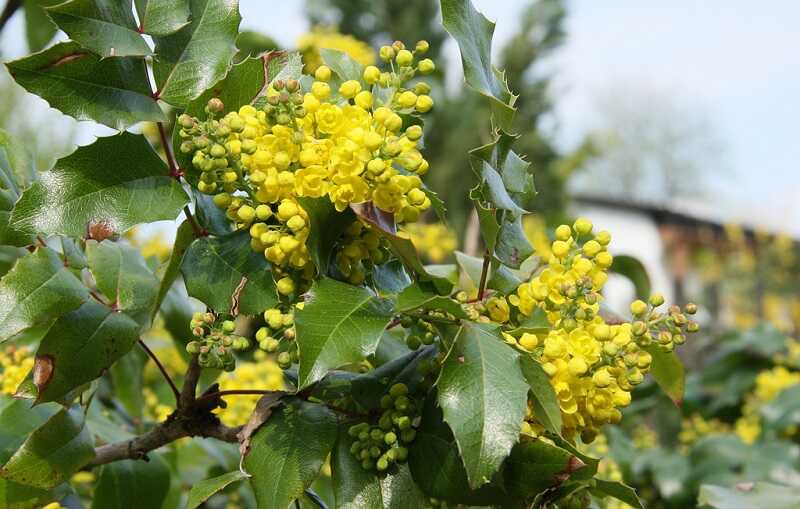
[502,438,578,499]
[91,455,171,509]
[0,396,60,464]
[396,283,467,319]
[435,322,528,488]
[46,0,150,57]
[135,0,191,36]
[153,219,194,316]
[237,392,285,457]
[0,247,89,343]
[5,42,165,130]
[9,132,187,239]
[298,196,355,274]
[152,0,241,107]
[644,345,685,405]
[455,250,521,295]
[332,426,382,509]
[0,406,94,489]
[439,0,516,130]
[244,399,338,509]
[33,300,140,403]
[109,346,148,419]
[519,355,562,435]
[610,254,651,300]
[351,346,437,410]
[180,230,278,315]
[295,277,394,389]
[187,470,248,509]
[495,213,533,269]
[192,189,233,236]
[591,479,645,509]
[22,0,59,52]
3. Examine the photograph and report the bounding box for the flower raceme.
[177,40,436,295]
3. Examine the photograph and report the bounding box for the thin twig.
[196,389,275,404]
[477,249,492,300]
[138,339,180,401]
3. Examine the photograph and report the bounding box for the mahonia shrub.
[0,0,698,508]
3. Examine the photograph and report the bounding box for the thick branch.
[179,355,202,408]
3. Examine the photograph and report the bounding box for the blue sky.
[2,1,798,233]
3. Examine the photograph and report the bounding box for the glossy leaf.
[0,396,60,464]
[470,130,534,213]
[454,250,521,295]
[5,42,166,130]
[0,247,89,343]
[180,230,277,315]
[610,254,651,300]
[591,479,645,509]
[0,406,94,489]
[192,189,233,236]
[320,48,365,83]
[519,355,562,435]
[33,300,140,403]
[244,399,338,509]
[439,0,516,130]
[502,438,577,499]
[22,0,59,52]
[135,0,191,36]
[9,132,187,239]
[298,197,355,274]
[644,345,685,405]
[86,240,159,325]
[396,283,468,319]
[294,277,394,388]
[435,322,528,488]
[91,455,171,509]
[187,470,248,509]
[152,0,241,107]
[46,0,150,57]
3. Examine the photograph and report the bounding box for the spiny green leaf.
[5,42,166,130]
[46,0,150,57]
[180,230,278,315]
[502,438,578,499]
[436,322,528,488]
[591,479,645,509]
[187,470,248,509]
[244,399,338,509]
[295,277,394,389]
[91,455,171,509]
[86,240,159,327]
[644,344,685,405]
[519,355,562,435]
[135,0,191,36]
[439,0,517,130]
[298,196,355,274]
[33,300,140,403]
[470,130,534,211]
[0,247,89,343]
[0,406,94,489]
[152,0,241,107]
[9,132,187,240]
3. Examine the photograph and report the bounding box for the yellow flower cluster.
[507,219,697,441]
[405,222,458,263]
[335,220,389,284]
[297,27,376,73]
[215,352,284,426]
[0,345,33,395]
[735,366,800,444]
[678,413,730,446]
[180,40,436,290]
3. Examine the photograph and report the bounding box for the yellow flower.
[297,27,376,73]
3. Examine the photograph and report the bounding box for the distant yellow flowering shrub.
[297,27,376,73]
[215,352,284,426]
[0,345,33,395]
[405,222,457,263]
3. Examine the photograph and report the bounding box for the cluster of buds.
[348,383,419,472]
[186,312,250,371]
[399,314,441,350]
[629,295,699,352]
[256,307,299,370]
[335,221,390,285]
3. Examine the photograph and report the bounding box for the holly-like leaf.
[0,247,89,343]
[351,346,437,410]
[503,439,581,499]
[152,0,241,107]
[435,322,528,488]
[33,300,140,403]
[294,277,394,389]
[46,0,151,57]
[320,48,365,83]
[0,406,94,489]
[180,230,278,315]
[298,197,355,274]
[135,0,191,36]
[439,0,516,130]
[244,399,338,509]
[91,455,171,509]
[519,355,562,435]
[86,240,159,326]
[610,254,651,300]
[5,42,166,130]
[495,214,533,269]
[187,470,248,509]
[396,283,468,319]
[591,479,645,509]
[9,132,187,240]
[470,131,534,212]
[644,345,685,405]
